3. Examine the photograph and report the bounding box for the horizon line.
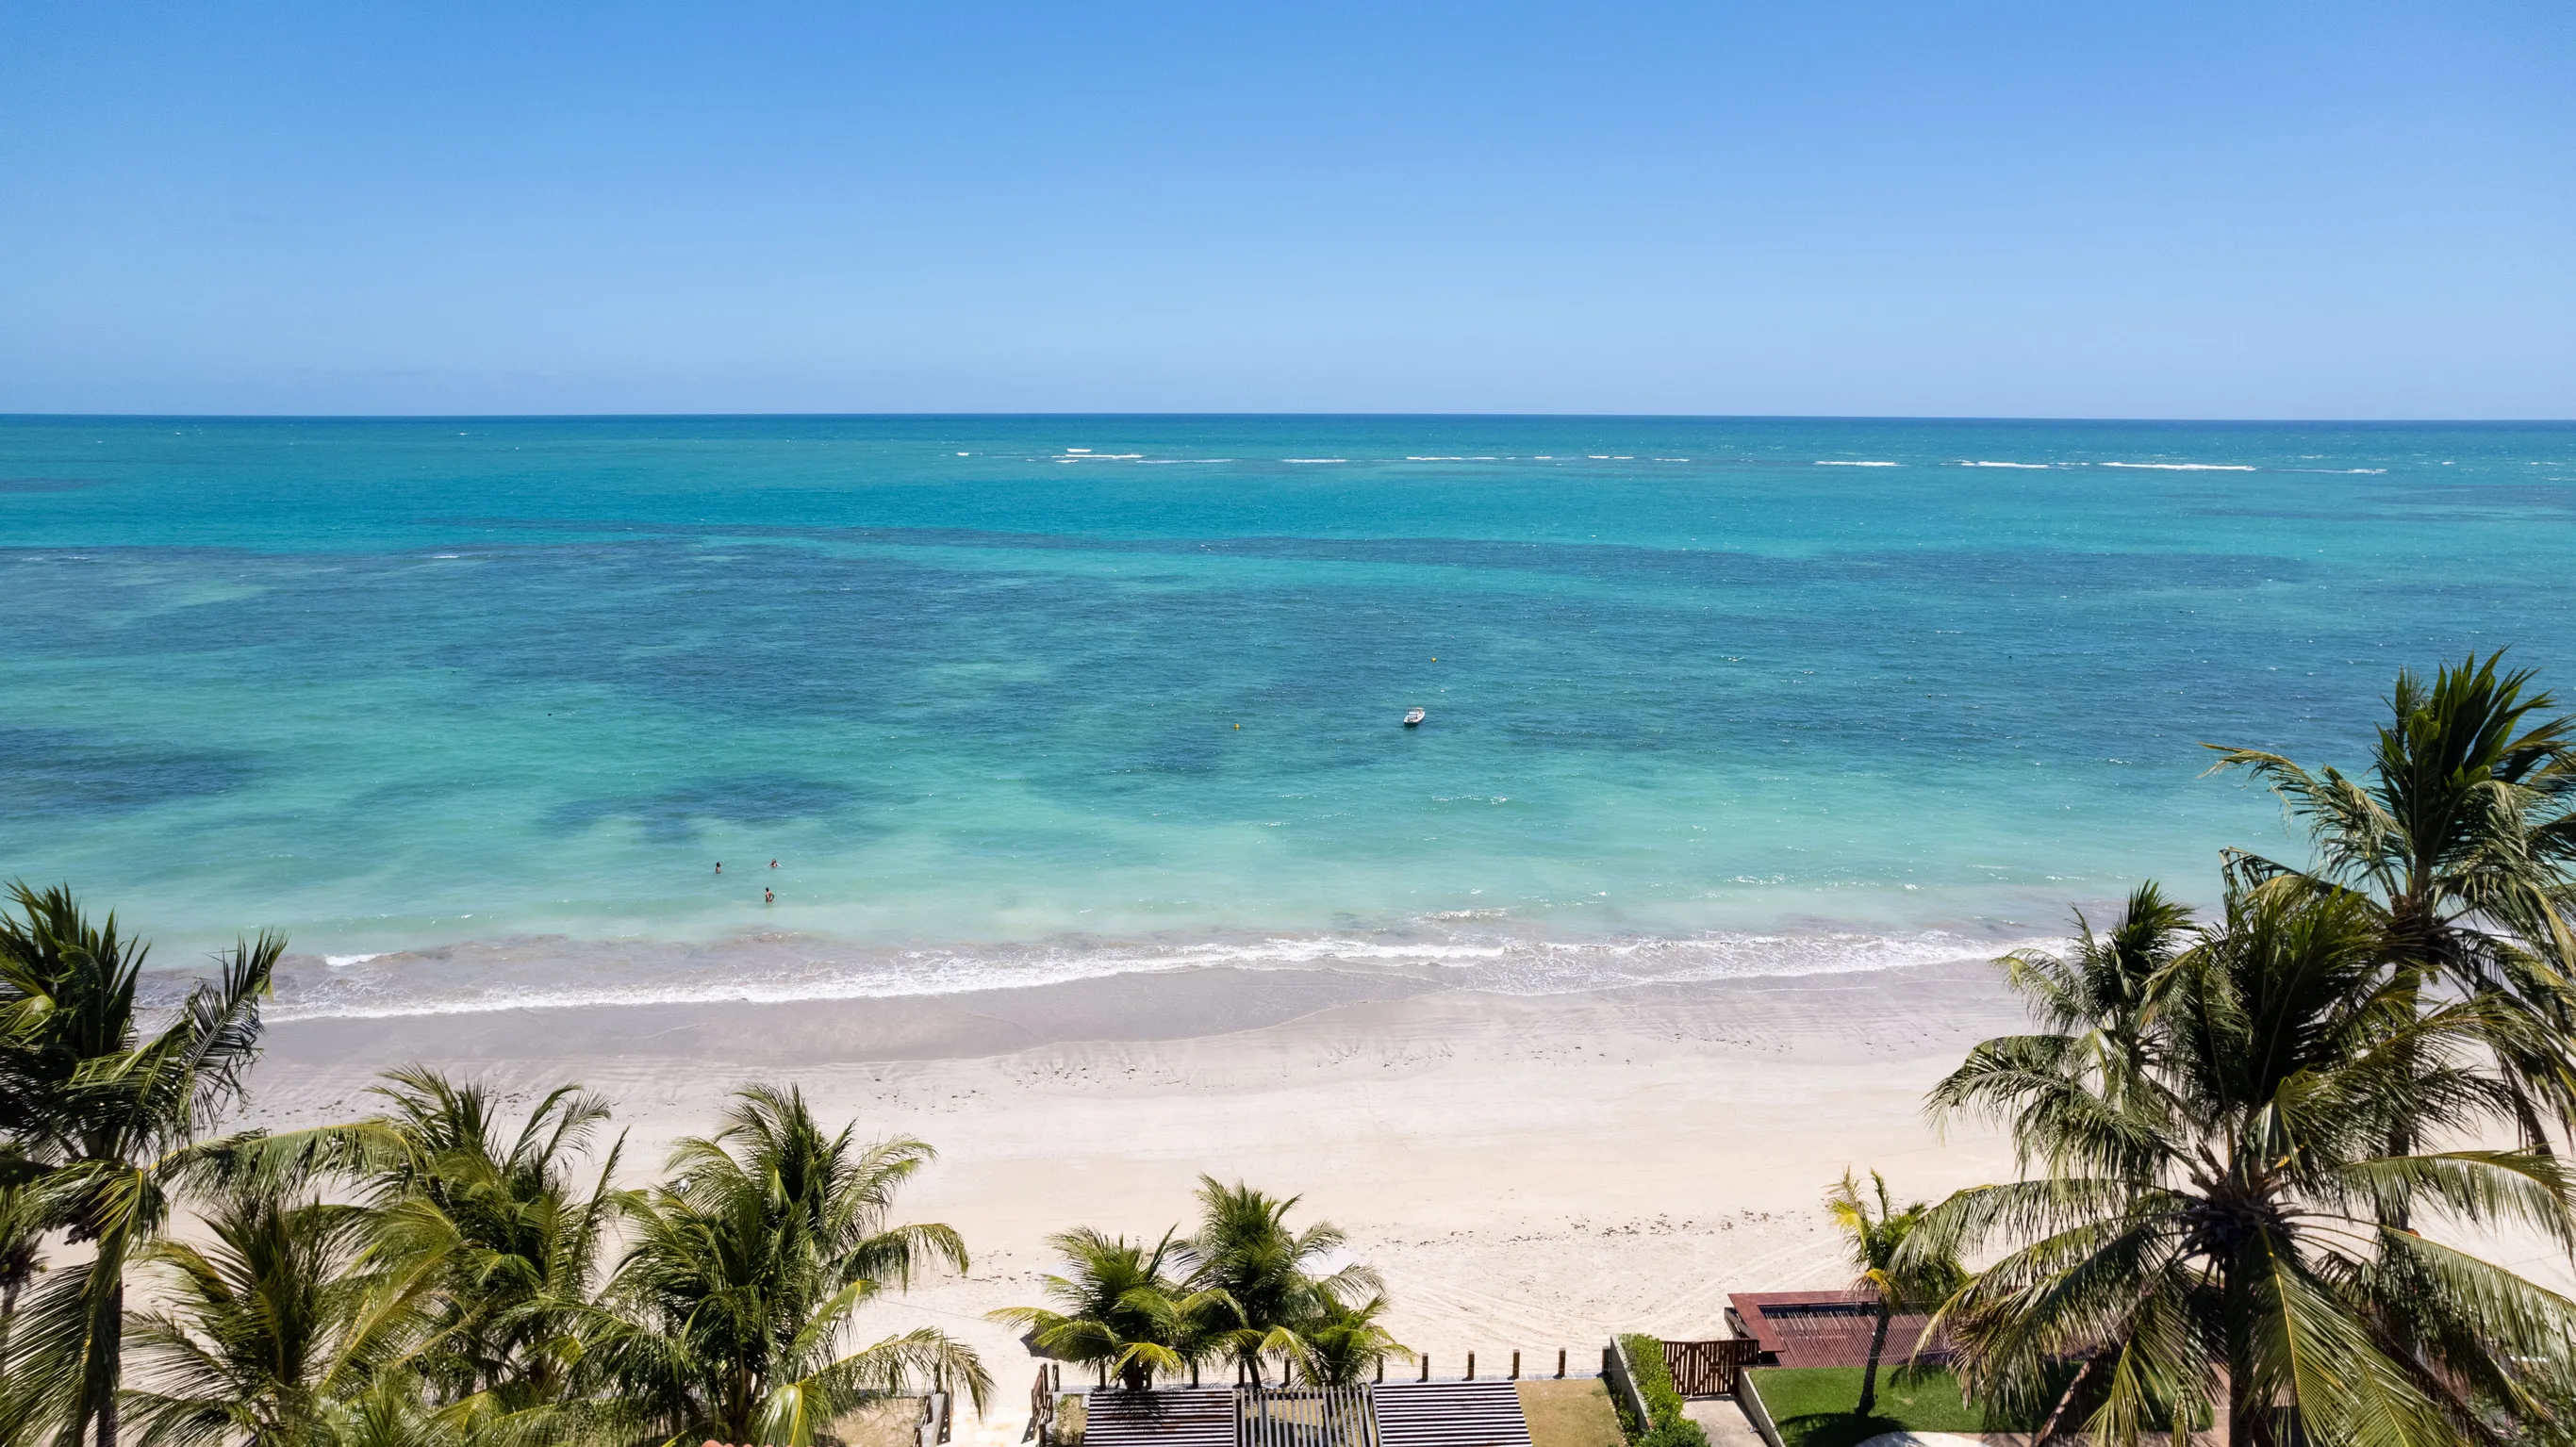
[5,411,2574,426]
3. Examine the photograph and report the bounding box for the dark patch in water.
[541,773,892,843]
[0,728,259,815]
[0,478,109,493]
[419,517,2301,595]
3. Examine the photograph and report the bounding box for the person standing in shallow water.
[714,863,721,874]
[765,888,774,904]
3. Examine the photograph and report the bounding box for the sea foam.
[240,920,2062,1021]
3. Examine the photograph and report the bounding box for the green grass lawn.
[1745,1367,2039,1447]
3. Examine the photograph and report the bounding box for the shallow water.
[5,415,2571,1014]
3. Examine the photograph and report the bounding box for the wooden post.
[1557,1348,1567,1379]
[1420,1355,1429,1383]
[1467,1352,1476,1380]
[1377,1357,1385,1384]
[1511,1351,1520,1380]
[1052,1364,1062,1391]
[1191,1360,1199,1389]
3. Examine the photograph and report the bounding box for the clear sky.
[4,1,2570,418]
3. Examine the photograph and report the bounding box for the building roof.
[1726,1291,1954,1371]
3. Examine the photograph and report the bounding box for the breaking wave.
[231,920,2058,1021]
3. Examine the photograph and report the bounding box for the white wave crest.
[240,921,2061,1021]
[2100,462,2255,471]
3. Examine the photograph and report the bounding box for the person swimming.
[768,859,778,868]
[714,862,722,874]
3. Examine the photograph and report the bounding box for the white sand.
[238,960,2032,1432]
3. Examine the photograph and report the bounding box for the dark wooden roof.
[1726,1291,1954,1371]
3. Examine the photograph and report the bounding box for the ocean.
[5,415,2571,1018]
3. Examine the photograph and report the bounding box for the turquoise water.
[5,416,2572,1015]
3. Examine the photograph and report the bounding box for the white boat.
[1402,708,1426,727]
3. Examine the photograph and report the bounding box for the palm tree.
[2207,652,2576,1139]
[1930,884,2192,1185]
[1296,1295,1410,1388]
[1823,1171,1960,1417]
[1181,1178,1380,1383]
[989,1228,1223,1390]
[357,1069,629,1410]
[0,883,281,1447]
[179,1066,633,1416]
[314,1367,594,1447]
[604,1085,986,1445]
[1997,884,2191,1103]
[1914,883,2576,1447]
[0,1176,48,1367]
[120,1188,438,1447]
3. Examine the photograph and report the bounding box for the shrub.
[1616,1335,1709,1447]
[1639,1416,1709,1447]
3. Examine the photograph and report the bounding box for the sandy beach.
[236,960,2035,1430]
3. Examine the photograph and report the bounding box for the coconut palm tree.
[1181,1178,1380,1383]
[119,1188,438,1447]
[174,1066,633,1414]
[0,883,281,1447]
[310,1367,598,1447]
[989,1228,1224,1390]
[1296,1295,1410,1388]
[1824,1171,1961,1417]
[356,1069,629,1410]
[2207,652,2576,1139]
[0,1176,47,1368]
[1934,885,2194,1181]
[1914,883,2576,1447]
[603,1085,986,1445]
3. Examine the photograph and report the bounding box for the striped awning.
[1372,1382,1532,1447]
[1084,1389,1236,1447]
[1079,1381,1531,1447]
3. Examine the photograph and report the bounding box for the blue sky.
[3,2,2569,417]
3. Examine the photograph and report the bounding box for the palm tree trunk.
[2223,1263,2267,1447]
[729,1365,755,1444]
[1858,1300,1891,1416]
[94,1280,122,1447]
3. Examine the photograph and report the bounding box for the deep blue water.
[4,415,2571,1014]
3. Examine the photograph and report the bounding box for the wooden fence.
[1662,1339,1763,1397]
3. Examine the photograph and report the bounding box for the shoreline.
[203,916,2073,1023]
